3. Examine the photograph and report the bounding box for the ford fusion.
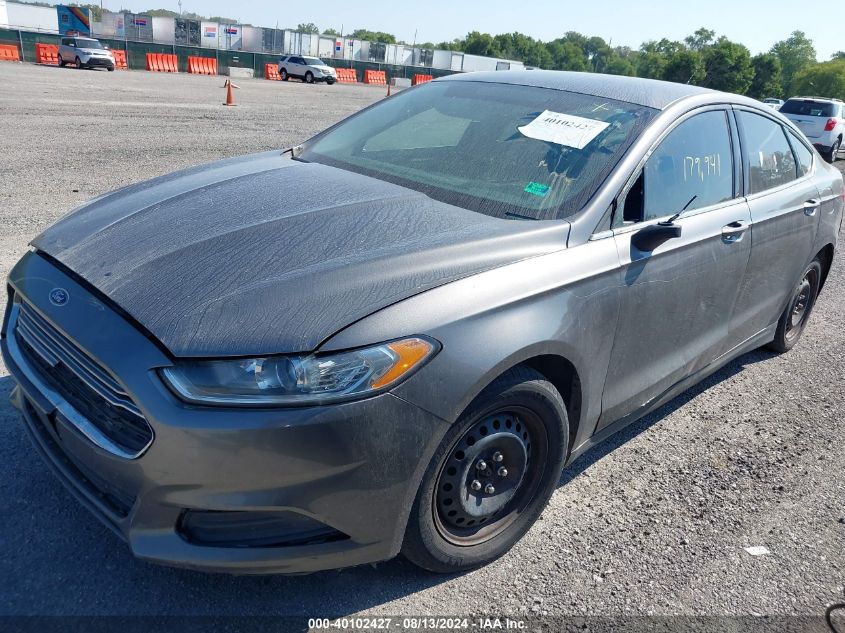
[2,72,842,574]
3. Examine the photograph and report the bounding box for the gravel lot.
[0,62,843,627]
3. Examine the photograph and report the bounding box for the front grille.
[14,301,153,456]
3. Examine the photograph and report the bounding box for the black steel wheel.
[402,366,568,573]
[768,258,821,353]
[433,407,546,545]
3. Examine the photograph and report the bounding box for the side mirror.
[631,223,682,252]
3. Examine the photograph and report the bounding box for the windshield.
[75,39,103,49]
[780,100,836,117]
[300,81,655,220]
[302,57,324,65]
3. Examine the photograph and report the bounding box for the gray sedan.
[2,71,842,575]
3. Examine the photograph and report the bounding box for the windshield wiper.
[660,195,697,226]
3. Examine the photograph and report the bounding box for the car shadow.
[558,346,776,487]
[0,346,776,616]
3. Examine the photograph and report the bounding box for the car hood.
[33,151,570,357]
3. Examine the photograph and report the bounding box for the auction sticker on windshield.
[518,110,610,149]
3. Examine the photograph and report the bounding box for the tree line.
[313,24,844,100]
[43,4,845,100]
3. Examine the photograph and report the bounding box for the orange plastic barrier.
[336,68,357,83]
[111,49,127,69]
[35,43,58,65]
[364,69,387,85]
[146,52,178,72]
[412,74,433,86]
[264,63,281,80]
[188,56,216,75]
[0,44,20,62]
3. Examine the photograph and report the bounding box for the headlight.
[160,337,438,406]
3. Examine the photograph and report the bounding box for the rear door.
[727,108,821,345]
[599,108,752,429]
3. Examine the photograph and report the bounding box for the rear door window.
[787,130,813,176]
[737,111,797,194]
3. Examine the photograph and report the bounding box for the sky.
[86,0,838,61]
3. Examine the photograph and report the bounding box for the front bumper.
[81,56,114,68]
[2,252,450,574]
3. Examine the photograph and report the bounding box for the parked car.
[762,98,784,110]
[3,71,842,575]
[277,55,337,84]
[57,36,115,71]
[779,96,844,163]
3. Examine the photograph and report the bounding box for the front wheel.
[401,366,568,573]
[326,78,336,85]
[304,71,314,84]
[107,65,115,72]
[767,259,821,353]
[75,56,84,69]
[824,138,840,164]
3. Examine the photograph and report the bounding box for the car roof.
[787,96,843,103]
[438,70,722,110]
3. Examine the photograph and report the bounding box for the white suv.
[277,55,337,84]
[58,36,115,71]
[779,97,844,163]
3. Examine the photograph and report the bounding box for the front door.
[599,108,752,429]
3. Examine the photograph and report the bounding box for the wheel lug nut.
[493,452,504,462]
[470,479,482,491]
[476,459,487,471]
[484,483,496,495]
[498,467,508,477]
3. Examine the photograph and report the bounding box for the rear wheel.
[304,71,314,84]
[280,68,288,81]
[401,366,568,573]
[824,138,841,163]
[768,259,821,353]
[58,54,65,67]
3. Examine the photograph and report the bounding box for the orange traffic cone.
[222,79,239,106]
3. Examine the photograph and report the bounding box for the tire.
[58,54,65,67]
[401,366,568,573]
[75,56,84,69]
[280,68,288,81]
[824,138,841,164]
[767,258,822,353]
[107,65,114,72]
[304,71,314,84]
[326,78,336,85]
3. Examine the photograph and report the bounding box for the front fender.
[320,237,623,449]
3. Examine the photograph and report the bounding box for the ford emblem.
[49,288,69,306]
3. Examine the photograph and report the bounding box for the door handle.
[721,221,749,243]
[803,199,820,216]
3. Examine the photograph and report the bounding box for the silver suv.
[277,55,336,84]
[779,96,844,163]
[58,36,115,71]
